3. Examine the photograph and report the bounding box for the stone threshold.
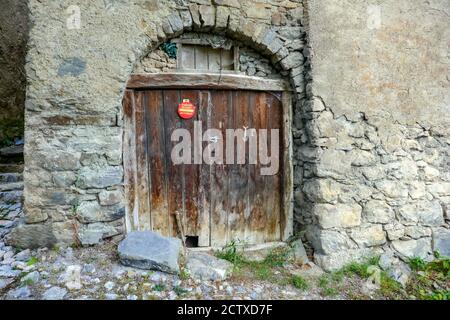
[186,241,288,254]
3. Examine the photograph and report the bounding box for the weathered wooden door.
[124,73,293,247]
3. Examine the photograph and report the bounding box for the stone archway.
[122,19,304,248]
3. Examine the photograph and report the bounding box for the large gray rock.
[5,224,57,249]
[186,252,233,281]
[118,231,181,274]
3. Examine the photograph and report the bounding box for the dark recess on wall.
[0,0,29,147]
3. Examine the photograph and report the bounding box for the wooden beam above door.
[126,73,291,92]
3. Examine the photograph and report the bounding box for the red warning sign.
[178,99,196,119]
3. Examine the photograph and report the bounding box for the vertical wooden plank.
[233,46,240,71]
[123,89,138,232]
[179,90,200,237]
[176,43,183,69]
[195,46,209,70]
[208,48,222,71]
[246,92,269,245]
[263,92,283,242]
[281,91,294,241]
[209,90,230,248]
[221,48,234,71]
[135,91,152,230]
[197,91,211,246]
[227,91,249,243]
[147,90,170,236]
[163,90,185,238]
[181,44,195,70]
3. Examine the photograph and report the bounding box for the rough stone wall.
[7,0,448,272]
[299,0,450,270]
[7,0,308,249]
[0,0,29,146]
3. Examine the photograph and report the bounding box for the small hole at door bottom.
[185,236,199,248]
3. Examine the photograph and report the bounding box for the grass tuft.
[291,275,308,291]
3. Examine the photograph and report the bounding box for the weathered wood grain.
[123,90,138,232]
[227,90,249,243]
[163,90,184,238]
[281,91,294,241]
[124,86,291,247]
[265,92,283,241]
[135,91,152,231]
[127,73,291,92]
[197,91,212,246]
[209,90,230,247]
[147,90,170,236]
[180,90,200,237]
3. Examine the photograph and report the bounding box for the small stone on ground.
[186,252,233,281]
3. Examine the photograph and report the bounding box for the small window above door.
[172,38,239,72]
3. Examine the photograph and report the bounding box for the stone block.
[98,189,123,206]
[349,224,386,247]
[307,227,356,255]
[213,0,241,8]
[432,228,450,257]
[363,200,394,224]
[398,200,444,226]
[215,6,231,30]
[245,3,271,20]
[315,248,382,272]
[199,5,215,28]
[24,207,49,224]
[314,203,362,229]
[302,179,339,204]
[188,4,201,29]
[280,51,304,70]
[77,221,122,246]
[392,238,432,261]
[375,180,409,199]
[76,166,123,189]
[167,12,184,35]
[76,201,125,223]
[178,10,193,30]
[35,151,81,171]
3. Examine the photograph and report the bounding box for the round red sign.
[178,99,196,119]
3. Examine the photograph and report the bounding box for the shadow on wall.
[0,0,29,147]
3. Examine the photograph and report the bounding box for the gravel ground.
[0,187,383,301]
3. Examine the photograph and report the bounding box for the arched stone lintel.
[134,8,303,76]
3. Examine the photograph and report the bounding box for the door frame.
[123,72,294,243]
